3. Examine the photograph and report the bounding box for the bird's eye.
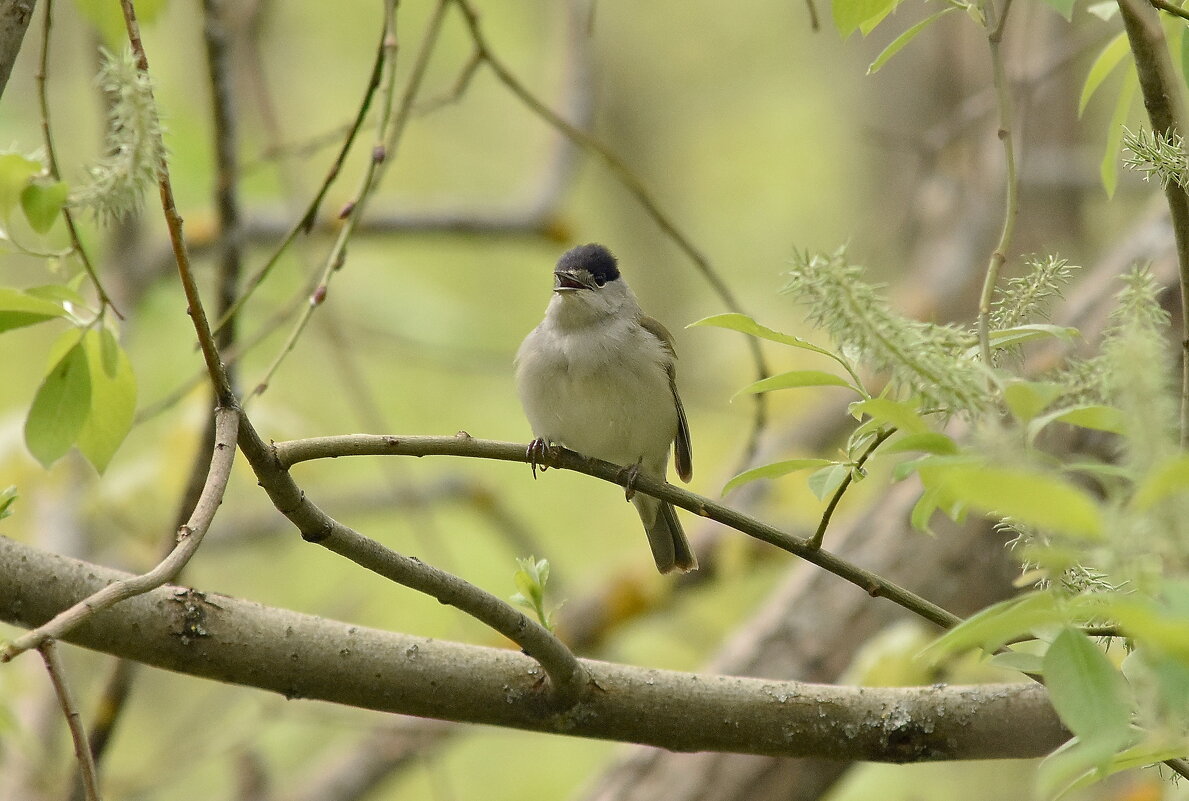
[594,276,606,286]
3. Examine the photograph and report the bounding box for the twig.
[209,4,392,337]
[976,0,1019,375]
[0,407,239,661]
[250,0,447,399]
[273,434,963,631]
[117,0,235,406]
[808,427,896,549]
[1148,0,1189,21]
[804,0,820,30]
[1117,0,1189,447]
[39,640,101,801]
[70,658,136,801]
[448,0,772,462]
[233,416,590,708]
[35,0,123,319]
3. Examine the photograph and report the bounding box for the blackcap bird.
[514,243,697,573]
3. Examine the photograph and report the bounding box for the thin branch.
[234,416,590,708]
[39,640,100,801]
[448,0,772,462]
[209,4,392,338]
[1117,0,1189,446]
[0,536,1071,762]
[1148,0,1189,21]
[977,0,1019,374]
[35,0,123,318]
[250,0,447,399]
[273,434,964,631]
[117,0,235,406]
[808,427,896,549]
[0,407,239,661]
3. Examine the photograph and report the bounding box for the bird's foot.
[618,460,643,501]
[527,438,554,479]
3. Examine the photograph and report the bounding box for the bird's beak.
[553,269,596,292]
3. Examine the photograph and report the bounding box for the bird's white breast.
[515,312,677,475]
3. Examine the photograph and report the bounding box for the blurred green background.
[0,0,1179,799]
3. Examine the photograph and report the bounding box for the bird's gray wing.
[639,315,692,482]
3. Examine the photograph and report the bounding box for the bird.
[514,243,696,573]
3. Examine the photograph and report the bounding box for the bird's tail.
[634,495,698,574]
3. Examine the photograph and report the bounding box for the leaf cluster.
[701,246,1189,795]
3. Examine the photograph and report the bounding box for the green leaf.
[19,180,68,234]
[833,0,900,38]
[0,486,16,521]
[987,650,1045,674]
[918,463,1103,539]
[733,369,857,398]
[723,458,833,494]
[988,323,1080,349]
[1044,628,1133,763]
[1029,404,1126,442]
[0,153,40,218]
[868,8,956,74]
[924,592,1066,660]
[910,485,942,533]
[1132,454,1189,509]
[1102,71,1138,197]
[849,397,930,434]
[881,432,958,456]
[1003,380,1064,423]
[807,463,849,501]
[689,313,835,357]
[76,328,137,473]
[1081,35,1129,118]
[24,336,92,468]
[0,287,70,333]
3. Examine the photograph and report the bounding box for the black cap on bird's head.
[553,243,620,291]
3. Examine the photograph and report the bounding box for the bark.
[0,534,1068,762]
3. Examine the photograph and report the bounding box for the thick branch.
[0,535,1069,761]
[273,434,962,631]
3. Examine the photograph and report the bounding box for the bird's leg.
[526,438,553,479]
[618,459,643,501]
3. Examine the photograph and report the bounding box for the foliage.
[510,556,559,631]
[708,243,1189,793]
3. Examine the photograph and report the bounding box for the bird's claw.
[618,461,643,501]
[527,438,552,479]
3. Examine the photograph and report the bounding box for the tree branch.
[0,535,1070,761]
[0,0,35,101]
[39,640,100,801]
[0,407,239,661]
[1117,0,1189,445]
[272,434,963,631]
[234,417,590,708]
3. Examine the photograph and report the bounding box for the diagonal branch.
[273,434,963,631]
[0,534,1069,762]
[0,407,240,662]
[234,416,590,708]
